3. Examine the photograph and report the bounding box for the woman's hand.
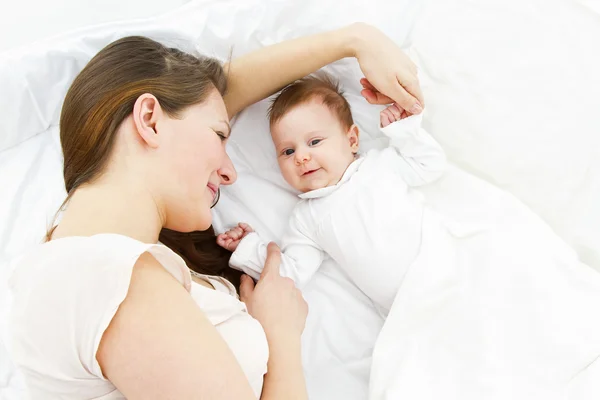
[239,243,308,339]
[351,23,424,114]
[223,22,423,120]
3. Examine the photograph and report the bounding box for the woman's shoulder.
[10,233,192,295]
[8,234,214,396]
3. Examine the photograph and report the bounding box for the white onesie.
[229,114,446,311]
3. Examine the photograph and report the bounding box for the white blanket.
[370,165,600,399]
[1,0,600,399]
[364,5,600,393]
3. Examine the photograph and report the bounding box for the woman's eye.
[309,139,322,146]
[216,131,227,141]
[283,149,295,156]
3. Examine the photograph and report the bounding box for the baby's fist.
[217,222,254,252]
[380,103,409,127]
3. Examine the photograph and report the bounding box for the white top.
[8,233,268,399]
[230,114,446,311]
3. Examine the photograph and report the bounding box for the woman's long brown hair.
[159,227,242,291]
[48,35,241,288]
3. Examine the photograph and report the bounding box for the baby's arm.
[379,104,447,186]
[222,215,324,287]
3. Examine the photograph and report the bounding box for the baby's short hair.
[268,74,354,130]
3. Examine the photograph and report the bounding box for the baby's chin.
[286,171,342,193]
[298,179,332,193]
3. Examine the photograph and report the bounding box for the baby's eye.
[309,139,322,146]
[283,149,295,156]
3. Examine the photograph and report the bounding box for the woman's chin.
[191,213,213,232]
[165,212,212,233]
[197,208,214,231]
[196,218,212,232]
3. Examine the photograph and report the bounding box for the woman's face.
[156,90,236,232]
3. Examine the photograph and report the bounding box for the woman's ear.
[132,93,162,149]
[347,124,360,154]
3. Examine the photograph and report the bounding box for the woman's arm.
[261,334,306,400]
[98,246,307,400]
[97,253,257,399]
[223,22,423,118]
[238,244,308,400]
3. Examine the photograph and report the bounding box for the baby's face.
[271,100,358,193]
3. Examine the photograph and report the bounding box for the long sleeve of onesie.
[380,113,446,186]
[229,210,324,287]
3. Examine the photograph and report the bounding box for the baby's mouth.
[302,168,320,176]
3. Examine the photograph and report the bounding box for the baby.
[217,75,446,312]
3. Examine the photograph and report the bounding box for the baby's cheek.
[276,158,286,173]
[280,164,294,182]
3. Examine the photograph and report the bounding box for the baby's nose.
[295,151,310,164]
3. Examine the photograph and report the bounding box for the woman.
[8,23,422,399]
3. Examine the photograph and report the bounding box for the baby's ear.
[347,124,360,153]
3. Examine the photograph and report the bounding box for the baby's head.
[268,75,359,193]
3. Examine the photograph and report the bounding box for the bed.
[1,0,599,399]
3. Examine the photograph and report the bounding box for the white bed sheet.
[1,0,599,399]
[0,0,191,52]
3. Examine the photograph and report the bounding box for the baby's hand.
[217,223,255,252]
[380,103,409,127]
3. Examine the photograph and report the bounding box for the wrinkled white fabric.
[369,177,600,400]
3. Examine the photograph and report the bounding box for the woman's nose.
[218,153,237,185]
